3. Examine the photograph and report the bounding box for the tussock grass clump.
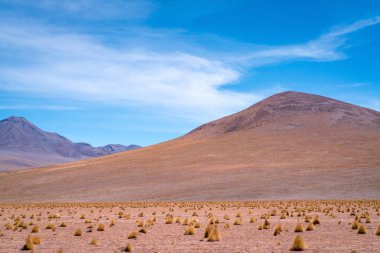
[224,214,230,220]
[21,234,34,251]
[312,216,320,225]
[127,231,138,239]
[376,225,380,236]
[294,224,304,233]
[59,222,67,227]
[358,224,367,234]
[90,239,98,246]
[31,225,39,233]
[165,216,174,224]
[249,217,256,223]
[306,223,315,231]
[184,225,196,235]
[204,223,212,238]
[273,224,282,236]
[280,213,286,219]
[110,219,116,227]
[45,223,55,229]
[233,219,242,225]
[97,223,105,231]
[32,236,41,245]
[290,235,306,251]
[139,227,147,234]
[351,220,359,230]
[124,243,133,252]
[207,225,221,242]
[263,219,271,229]
[74,229,82,236]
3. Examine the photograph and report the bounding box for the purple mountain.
[0,116,140,171]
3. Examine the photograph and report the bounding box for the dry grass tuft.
[74,229,82,236]
[32,236,41,245]
[59,222,67,227]
[376,225,380,236]
[31,225,39,233]
[21,234,34,251]
[139,227,147,234]
[351,220,359,230]
[184,225,196,235]
[273,224,282,236]
[306,223,315,231]
[294,224,304,233]
[97,223,105,231]
[290,235,306,251]
[207,225,221,242]
[358,224,367,234]
[90,239,98,246]
[124,243,133,252]
[233,219,242,225]
[127,231,138,239]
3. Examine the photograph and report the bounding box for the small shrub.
[90,239,98,246]
[74,229,82,236]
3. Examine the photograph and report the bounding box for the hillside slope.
[0,91,379,201]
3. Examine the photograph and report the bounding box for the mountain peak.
[185,91,380,139]
[2,116,30,124]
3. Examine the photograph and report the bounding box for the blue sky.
[0,0,379,147]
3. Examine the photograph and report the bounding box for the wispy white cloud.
[233,15,380,66]
[0,16,379,122]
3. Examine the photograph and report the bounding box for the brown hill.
[0,91,379,202]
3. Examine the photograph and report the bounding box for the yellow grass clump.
[306,223,315,231]
[90,239,98,246]
[124,243,133,252]
[375,225,380,236]
[207,225,221,242]
[358,224,367,234]
[127,231,138,239]
[97,223,105,231]
[22,234,34,251]
[184,225,196,235]
[294,224,304,233]
[273,224,282,236]
[74,229,82,236]
[291,235,306,251]
[31,225,39,233]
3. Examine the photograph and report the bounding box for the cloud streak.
[0,16,379,122]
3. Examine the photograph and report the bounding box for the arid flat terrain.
[0,201,379,252]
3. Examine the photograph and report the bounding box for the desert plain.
[0,201,380,252]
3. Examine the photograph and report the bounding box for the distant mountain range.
[0,116,140,171]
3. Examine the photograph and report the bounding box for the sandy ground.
[0,201,379,252]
